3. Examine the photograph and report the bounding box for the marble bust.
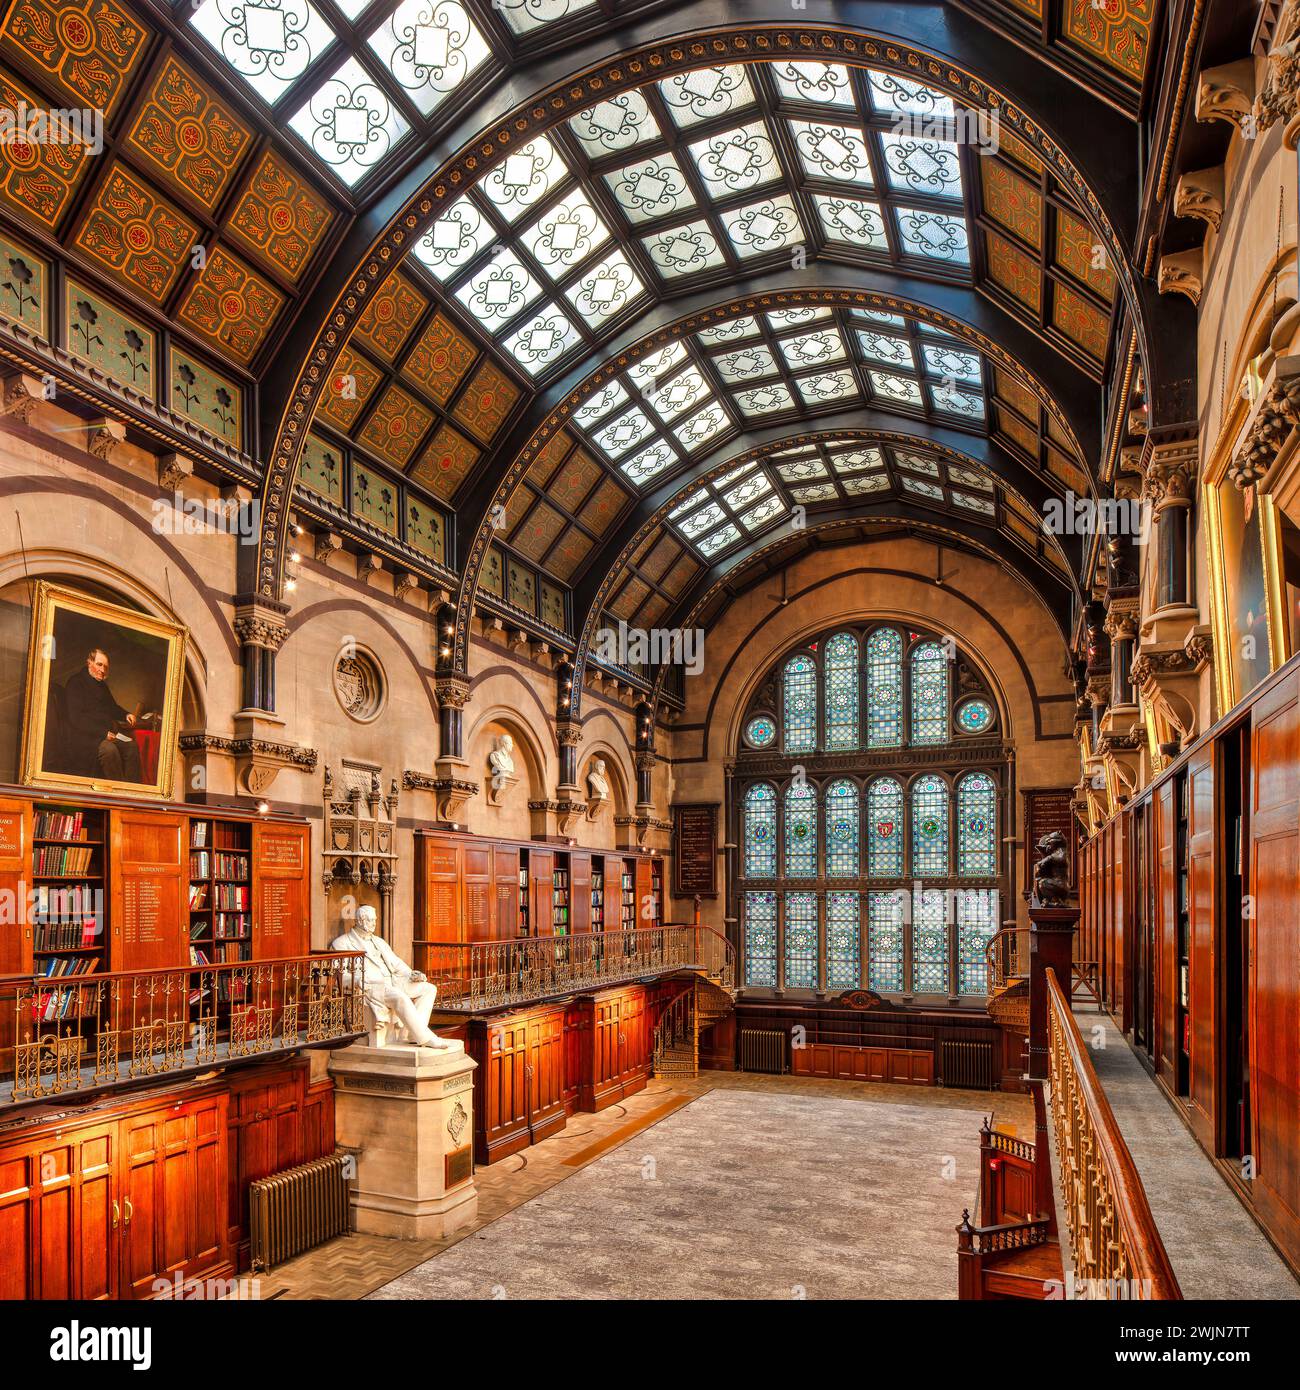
[587,757,610,802]
[488,733,515,794]
[332,905,451,1049]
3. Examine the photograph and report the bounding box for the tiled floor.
[260,1071,1031,1301]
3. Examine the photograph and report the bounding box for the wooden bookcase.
[590,856,605,932]
[31,801,108,985]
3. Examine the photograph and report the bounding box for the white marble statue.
[332,905,451,1049]
[587,757,610,802]
[488,733,515,794]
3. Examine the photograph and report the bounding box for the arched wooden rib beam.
[250,10,1144,608]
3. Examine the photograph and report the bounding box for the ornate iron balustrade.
[1045,968,1182,1300]
[3,952,367,1106]
[415,925,734,1012]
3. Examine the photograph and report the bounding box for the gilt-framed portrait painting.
[19,583,187,798]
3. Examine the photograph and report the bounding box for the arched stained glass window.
[823,632,859,750]
[784,781,817,877]
[744,890,778,987]
[867,777,904,877]
[911,886,949,992]
[957,771,997,876]
[867,890,904,991]
[784,891,818,988]
[825,778,859,876]
[911,773,949,876]
[866,627,903,747]
[826,891,860,989]
[783,653,817,752]
[743,783,777,876]
[910,640,949,744]
[956,888,998,994]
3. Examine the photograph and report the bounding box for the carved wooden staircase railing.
[983,926,1029,1032]
[652,926,737,1080]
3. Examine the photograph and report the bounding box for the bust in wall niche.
[487,733,517,805]
[586,757,610,820]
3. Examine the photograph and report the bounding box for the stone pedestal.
[329,1041,478,1240]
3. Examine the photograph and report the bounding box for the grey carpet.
[370,1088,987,1300]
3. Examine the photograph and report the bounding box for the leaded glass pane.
[957,771,997,876]
[911,886,950,992]
[826,891,860,989]
[956,888,999,994]
[784,782,817,878]
[784,891,818,989]
[745,716,776,748]
[910,640,949,744]
[823,631,859,750]
[783,654,817,752]
[867,777,903,877]
[825,778,859,876]
[743,783,777,876]
[866,626,902,747]
[744,890,777,987]
[867,889,904,992]
[911,773,949,876]
[956,698,994,733]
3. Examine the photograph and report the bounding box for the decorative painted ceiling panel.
[0,64,92,228]
[226,152,334,282]
[0,0,149,118]
[981,0,1158,95]
[176,245,285,364]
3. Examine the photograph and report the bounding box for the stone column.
[1103,600,1139,714]
[234,597,289,715]
[1143,438,1197,613]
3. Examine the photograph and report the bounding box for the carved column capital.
[556,721,583,748]
[315,530,342,564]
[434,674,470,710]
[1142,437,1198,510]
[357,552,382,585]
[394,570,420,601]
[233,598,290,651]
[157,452,193,491]
[1228,359,1300,488]
[1,371,45,421]
[1103,599,1140,643]
[86,417,125,460]
[1256,1,1300,138]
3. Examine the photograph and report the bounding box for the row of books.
[31,884,100,921]
[34,918,100,951]
[189,883,209,909]
[213,884,250,910]
[190,942,253,966]
[33,844,96,876]
[37,955,98,979]
[213,913,250,940]
[34,809,89,841]
[190,851,249,879]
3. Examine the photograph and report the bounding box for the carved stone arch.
[575,722,635,826]
[463,699,552,835]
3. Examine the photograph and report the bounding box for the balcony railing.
[2,952,367,1107]
[1045,968,1182,1300]
[415,925,735,1013]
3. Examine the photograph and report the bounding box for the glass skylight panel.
[843,473,889,494]
[867,71,955,119]
[659,66,755,129]
[868,371,924,406]
[712,345,778,383]
[646,367,711,421]
[689,122,779,200]
[520,189,610,277]
[879,132,963,200]
[949,465,993,491]
[289,57,410,186]
[191,0,334,105]
[698,523,741,557]
[642,222,725,279]
[494,0,598,37]
[851,309,906,327]
[413,196,492,280]
[766,308,829,331]
[893,450,940,475]
[855,330,914,369]
[670,488,708,520]
[779,329,846,371]
[922,343,982,384]
[572,379,628,428]
[894,208,970,265]
[815,195,888,249]
[795,370,858,405]
[503,305,580,375]
[481,137,567,223]
[930,381,985,420]
[791,483,837,502]
[829,446,885,473]
[626,343,686,393]
[953,490,995,514]
[565,251,643,326]
[740,495,786,530]
[678,501,726,538]
[569,90,660,158]
[697,318,759,346]
[455,248,542,329]
[901,476,945,499]
[592,406,654,458]
[335,0,379,18]
[675,402,729,450]
[722,197,803,258]
[605,155,695,225]
[715,461,762,490]
[770,61,855,108]
[777,458,828,482]
[789,121,873,185]
[620,439,678,487]
[366,0,489,118]
[723,473,772,512]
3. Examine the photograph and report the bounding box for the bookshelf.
[650,858,662,929]
[30,802,107,1013]
[620,860,636,932]
[591,859,605,932]
[552,862,570,936]
[518,854,531,937]
[188,818,252,1008]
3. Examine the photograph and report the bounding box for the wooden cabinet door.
[571,852,591,935]
[1156,780,1178,1085]
[473,1014,530,1162]
[527,1007,566,1138]
[493,846,519,940]
[0,796,32,977]
[251,821,309,958]
[634,858,652,928]
[418,835,462,943]
[462,842,493,943]
[1186,745,1217,1148]
[531,850,554,936]
[110,808,185,971]
[225,1065,306,1256]
[621,987,647,1083]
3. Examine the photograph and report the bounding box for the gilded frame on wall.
[20,582,188,798]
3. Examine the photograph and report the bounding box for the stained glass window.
[866,627,903,747]
[826,891,860,989]
[957,772,997,876]
[912,886,950,992]
[744,890,778,987]
[911,773,949,876]
[867,777,904,877]
[956,698,993,734]
[956,888,999,994]
[824,631,859,750]
[867,890,905,992]
[784,781,817,877]
[784,891,819,988]
[910,640,949,744]
[783,653,817,752]
[743,783,777,876]
[745,715,776,748]
[825,779,859,876]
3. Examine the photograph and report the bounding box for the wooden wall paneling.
[418,834,462,942]
[620,985,648,1095]
[1156,780,1177,1086]
[0,796,32,977]
[462,842,492,943]
[530,850,553,937]
[110,808,185,972]
[571,851,591,935]
[469,1012,531,1164]
[250,821,309,959]
[23,1121,118,1300]
[1248,668,1300,1261]
[562,1001,584,1115]
[634,857,652,927]
[528,1004,566,1142]
[1186,744,1217,1148]
[1111,817,1126,1022]
[492,845,519,940]
[225,1061,309,1261]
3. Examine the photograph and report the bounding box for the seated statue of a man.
[332,905,452,1049]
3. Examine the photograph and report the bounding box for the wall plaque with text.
[673,803,718,898]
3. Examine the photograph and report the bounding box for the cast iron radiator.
[940,1040,994,1090]
[249,1152,350,1271]
[738,1028,786,1074]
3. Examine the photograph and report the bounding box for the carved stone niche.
[323,761,399,930]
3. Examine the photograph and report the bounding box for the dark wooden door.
[462,842,493,942]
[527,1006,566,1140]
[473,1013,530,1162]
[1186,744,1217,1149]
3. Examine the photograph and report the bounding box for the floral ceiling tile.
[401,313,477,407]
[353,270,428,363]
[450,358,521,444]
[979,157,1041,250]
[983,229,1042,313]
[1,0,149,118]
[63,278,154,397]
[0,230,48,334]
[176,246,285,365]
[0,67,91,229]
[357,382,435,470]
[317,345,381,431]
[169,346,243,449]
[227,151,333,282]
[409,422,479,499]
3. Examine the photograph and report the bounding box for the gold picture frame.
[20,582,188,798]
